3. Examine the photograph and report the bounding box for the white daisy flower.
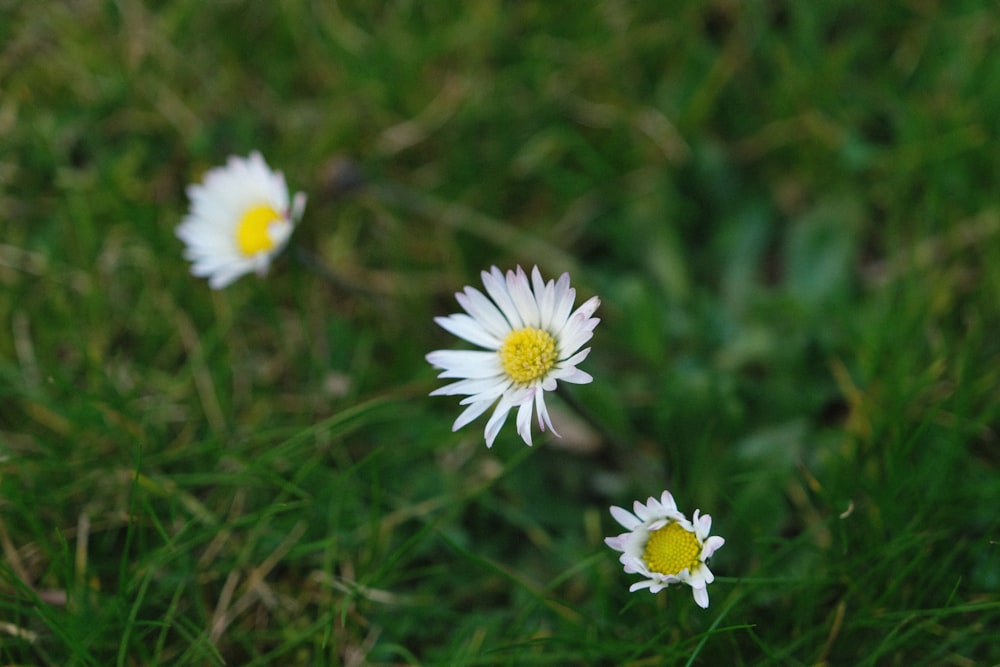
[426,265,600,448]
[604,490,725,608]
[176,151,306,289]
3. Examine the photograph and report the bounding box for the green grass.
[2,1,1000,664]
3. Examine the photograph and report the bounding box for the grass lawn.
[2,1,999,665]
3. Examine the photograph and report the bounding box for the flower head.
[426,265,600,447]
[604,490,725,608]
[177,151,306,289]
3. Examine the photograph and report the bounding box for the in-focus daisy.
[177,151,306,289]
[604,490,725,608]
[426,265,600,448]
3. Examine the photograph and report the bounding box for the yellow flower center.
[499,327,557,384]
[642,522,702,576]
[237,204,284,256]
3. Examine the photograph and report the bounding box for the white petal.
[550,366,593,386]
[207,264,252,289]
[648,581,670,594]
[622,529,651,558]
[557,346,591,368]
[556,310,600,356]
[458,377,511,397]
[429,376,508,399]
[452,399,496,431]
[609,505,641,530]
[692,586,710,609]
[534,389,559,437]
[434,314,501,349]
[621,554,646,573]
[531,266,556,329]
[548,272,576,330]
[629,580,654,593]
[573,295,601,320]
[425,350,500,378]
[659,490,678,513]
[507,265,541,328]
[456,288,511,339]
[604,535,626,551]
[633,499,656,522]
[515,399,535,446]
[290,191,307,222]
[702,535,725,559]
[481,266,523,330]
[483,400,515,448]
[693,510,713,540]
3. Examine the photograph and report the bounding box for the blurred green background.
[2,1,999,665]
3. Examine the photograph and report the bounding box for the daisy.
[426,265,600,448]
[604,490,725,608]
[176,151,306,289]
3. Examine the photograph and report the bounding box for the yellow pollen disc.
[642,522,702,576]
[236,204,283,256]
[499,327,557,384]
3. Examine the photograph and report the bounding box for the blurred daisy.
[604,490,725,608]
[177,151,306,289]
[426,265,600,448]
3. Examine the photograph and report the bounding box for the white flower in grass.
[177,151,306,289]
[604,490,725,608]
[426,265,600,448]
